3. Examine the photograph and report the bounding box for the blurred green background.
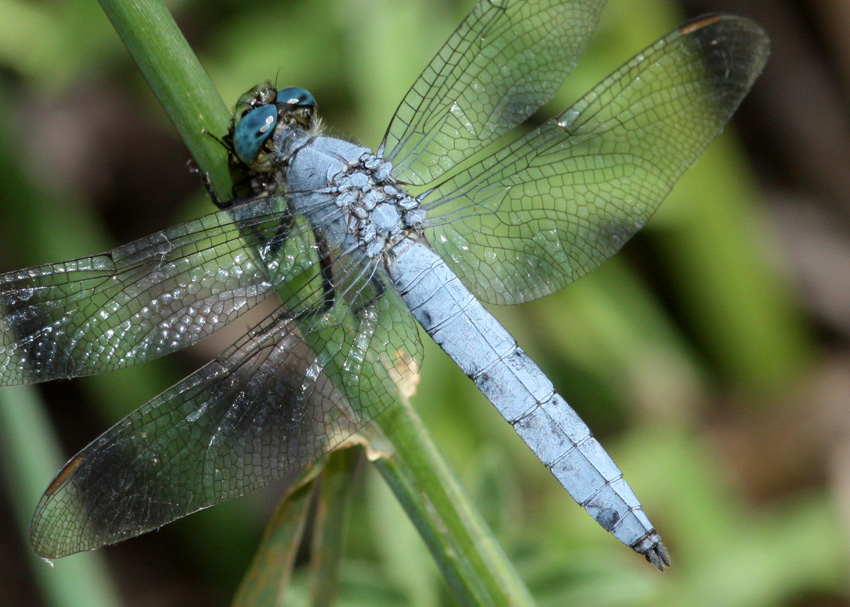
[0,0,849,605]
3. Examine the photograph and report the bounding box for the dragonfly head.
[230,84,318,166]
[227,84,319,196]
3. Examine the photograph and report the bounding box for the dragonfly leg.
[349,272,386,317]
[263,213,296,259]
[297,233,386,320]
[279,231,340,322]
[186,160,231,209]
[314,235,338,314]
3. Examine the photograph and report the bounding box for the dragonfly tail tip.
[645,540,671,571]
[633,532,670,571]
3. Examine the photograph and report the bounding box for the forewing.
[381,0,604,185]
[29,249,421,558]
[0,195,319,385]
[424,15,770,304]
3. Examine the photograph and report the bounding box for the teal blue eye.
[233,103,278,164]
[277,86,316,109]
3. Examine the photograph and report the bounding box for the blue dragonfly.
[1,0,768,570]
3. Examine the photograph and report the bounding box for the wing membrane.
[0,195,323,385]
[424,15,770,304]
[29,248,421,558]
[381,0,604,185]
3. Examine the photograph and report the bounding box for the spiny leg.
[314,235,337,315]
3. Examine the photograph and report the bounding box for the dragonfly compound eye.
[277,86,316,108]
[232,103,279,165]
[277,86,317,128]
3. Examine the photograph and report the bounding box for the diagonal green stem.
[98,0,233,197]
[98,1,535,605]
[371,399,537,606]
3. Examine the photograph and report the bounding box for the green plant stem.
[98,0,232,197]
[372,400,537,607]
[232,470,318,607]
[310,449,363,607]
[98,1,535,604]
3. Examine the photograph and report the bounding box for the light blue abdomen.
[388,238,665,560]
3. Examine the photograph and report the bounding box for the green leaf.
[232,462,322,607]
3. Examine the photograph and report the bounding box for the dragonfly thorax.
[329,151,426,257]
[282,130,426,258]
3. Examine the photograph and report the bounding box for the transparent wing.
[0,194,324,385]
[423,15,770,304]
[29,243,422,558]
[381,0,604,185]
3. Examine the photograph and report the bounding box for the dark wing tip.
[679,12,771,67]
[675,13,770,133]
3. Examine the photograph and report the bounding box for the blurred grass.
[0,386,122,607]
[0,0,844,606]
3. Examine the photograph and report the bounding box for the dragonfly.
[1,0,768,570]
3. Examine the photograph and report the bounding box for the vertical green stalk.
[310,449,363,606]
